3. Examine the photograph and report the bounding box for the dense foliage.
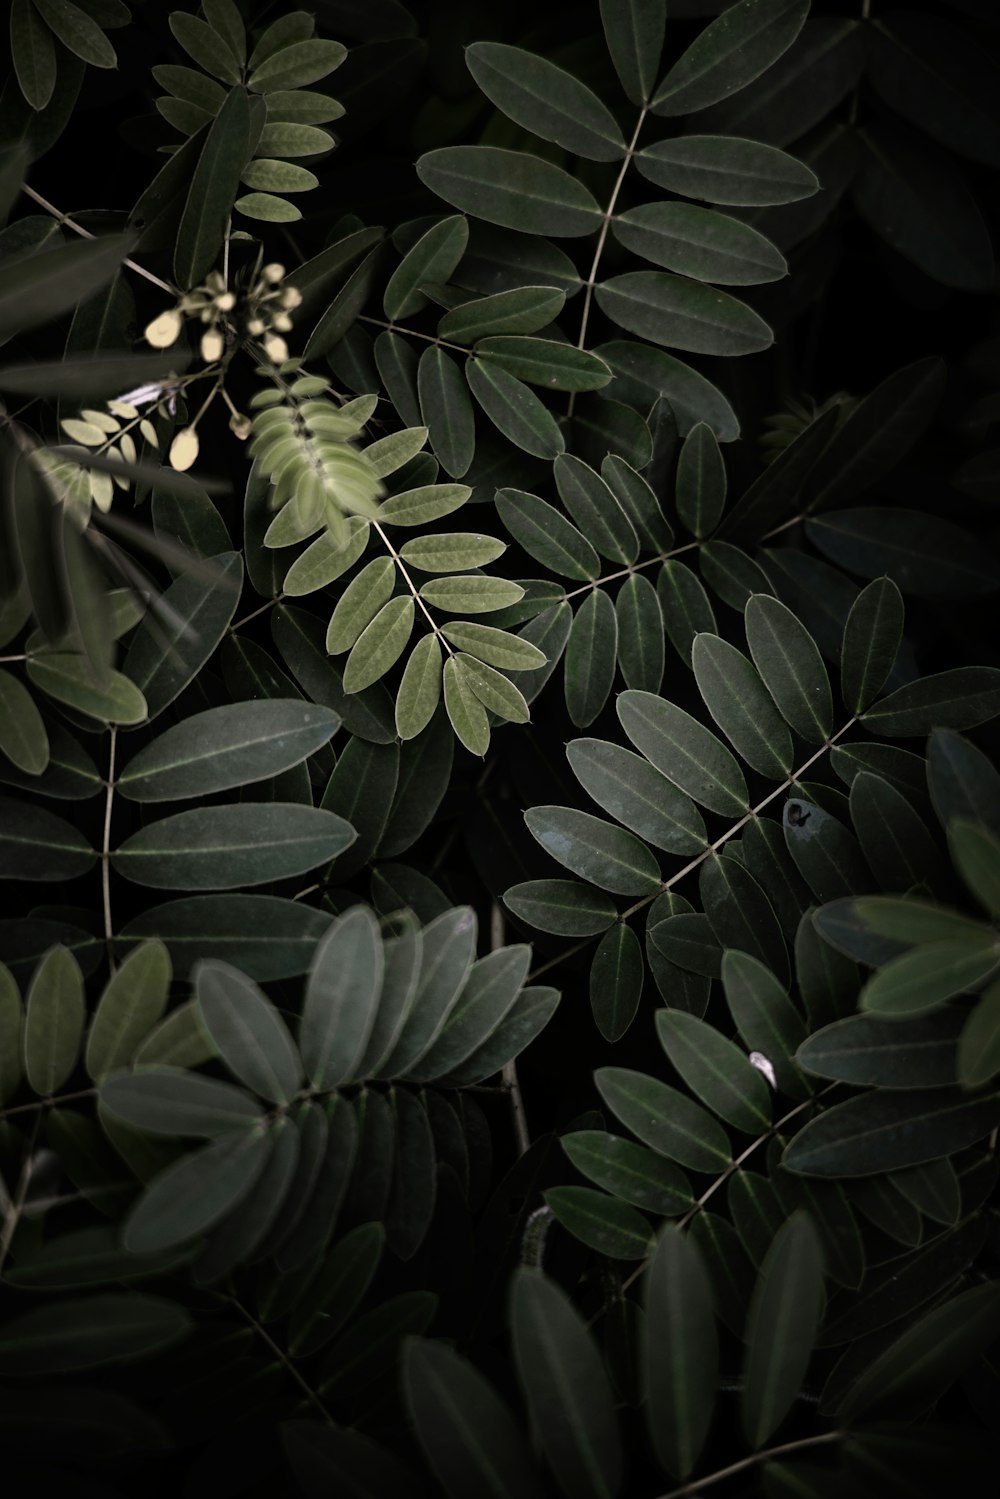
[1,0,999,1494]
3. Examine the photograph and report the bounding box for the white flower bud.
[272,313,292,332]
[247,316,266,336]
[144,309,182,348]
[200,329,225,362]
[169,427,199,472]
[280,286,303,310]
[262,334,289,363]
[215,291,236,312]
[228,411,252,440]
[262,262,286,283]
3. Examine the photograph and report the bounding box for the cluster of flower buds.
[244,261,302,365]
[142,263,303,367]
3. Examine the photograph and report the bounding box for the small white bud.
[228,410,252,440]
[280,286,303,310]
[144,309,182,348]
[247,316,266,336]
[169,427,199,472]
[272,312,293,333]
[215,291,236,312]
[262,261,286,283]
[262,334,289,363]
[200,329,225,362]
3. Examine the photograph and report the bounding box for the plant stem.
[562,538,702,603]
[652,1429,844,1498]
[224,1293,335,1426]
[0,1088,97,1122]
[102,726,117,964]
[372,517,454,654]
[358,313,471,359]
[0,1113,41,1278]
[493,902,530,1156]
[21,184,178,296]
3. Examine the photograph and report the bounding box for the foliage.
[0,0,999,1494]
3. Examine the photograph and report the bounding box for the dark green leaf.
[303,245,383,359]
[124,1128,271,1252]
[797,1010,962,1089]
[745,593,832,742]
[418,346,475,479]
[958,979,1000,1089]
[476,336,610,393]
[466,357,564,461]
[195,960,301,1104]
[117,894,334,981]
[466,43,626,161]
[652,0,809,118]
[615,574,664,693]
[561,1130,692,1216]
[784,800,870,903]
[122,552,242,722]
[636,133,818,206]
[722,950,809,1100]
[862,668,1000,737]
[809,509,1000,601]
[403,1335,547,1499]
[417,146,602,237]
[504,879,617,937]
[692,633,793,778]
[600,0,665,106]
[0,1293,192,1374]
[23,944,84,1093]
[596,271,773,357]
[0,233,132,343]
[589,921,643,1042]
[614,203,785,286]
[618,690,749,817]
[101,1067,262,1136]
[11,0,56,110]
[525,804,660,897]
[407,943,531,1081]
[657,1009,772,1133]
[85,940,170,1083]
[496,487,599,580]
[658,561,716,670]
[849,773,940,893]
[384,214,468,321]
[642,1225,717,1479]
[0,793,95,882]
[860,939,999,1020]
[928,728,1000,841]
[439,285,565,342]
[595,1066,731,1172]
[174,87,250,288]
[301,906,383,1089]
[544,1185,652,1260]
[564,587,617,728]
[741,1212,824,1447]
[840,578,905,715]
[598,340,740,441]
[782,1088,1000,1177]
[567,737,707,855]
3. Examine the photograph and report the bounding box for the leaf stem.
[230,595,282,633]
[493,902,530,1155]
[21,184,179,296]
[0,1087,98,1122]
[652,1428,844,1498]
[0,1112,41,1278]
[102,726,117,964]
[562,538,702,603]
[223,1293,335,1426]
[358,313,472,359]
[372,517,454,656]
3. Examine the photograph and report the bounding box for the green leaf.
[173,86,250,288]
[504,879,617,937]
[797,1010,962,1090]
[784,800,870,904]
[11,0,56,110]
[24,945,84,1094]
[402,1335,547,1499]
[890,1158,961,1225]
[248,37,345,91]
[598,340,740,441]
[839,577,905,716]
[195,961,302,1104]
[419,575,524,615]
[326,557,395,655]
[117,894,334,982]
[949,819,1000,920]
[418,346,475,479]
[466,42,626,162]
[440,620,545,671]
[476,336,611,393]
[443,653,489,755]
[303,245,383,359]
[656,1009,772,1133]
[595,1066,731,1172]
[117,700,339,801]
[650,912,722,979]
[124,1128,272,1253]
[0,233,133,343]
[604,454,674,553]
[957,979,1000,1089]
[848,893,995,948]
[554,454,637,565]
[636,133,818,206]
[343,597,414,693]
[927,728,1000,841]
[122,553,242,722]
[101,1068,262,1136]
[301,906,383,1089]
[722,950,810,1100]
[589,921,644,1042]
[0,1293,192,1374]
[864,667,1000,737]
[408,943,531,1081]
[544,1184,652,1260]
[239,160,318,195]
[0,962,23,1105]
[677,424,728,539]
[564,587,618,728]
[496,487,599,580]
[438,285,565,342]
[836,1282,1000,1421]
[854,122,993,292]
[614,203,785,286]
[745,593,833,742]
[566,738,706,855]
[112,803,354,890]
[562,1130,692,1216]
[692,633,793,778]
[600,0,665,106]
[394,633,443,741]
[399,532,506,573]
[273,604,396,745]
[458,654,530,724]
[642,1226,718,1479]
[652,0,809,117]
[378,481,471,527]
[596,271,773,357]
[782,1088,1000,1177]
[510,1267,623,1499]
[741,1213,824,1448]
[85,940,170,1083]
[169,10,241,81]
[808,509,1000,601]
[417,146,603,237]
[616,574,665,693]
[860,940,999,1020]
[658,558,717,666]
[34,0,116,66]
[0,668,48,774]
[384,214,468,321]
[525,804,660,897]
[617,690,749,817]
[0,793,95,881]
[466,357,565,460]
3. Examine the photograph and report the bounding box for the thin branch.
[230,595,282,633]
[653,1429,844,1499]
[372,517,454,654]
[0,1088,98,1122]
[358,314,471,359]
[561,538,702,604]
[575,108,648,355]
[494,902,531,1156]
[0,1113,41,1278]
[21,183,178,296]
[102,726,117,963]
[225,1293,336,1426]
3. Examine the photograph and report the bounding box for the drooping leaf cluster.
[0,1,999,1495]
